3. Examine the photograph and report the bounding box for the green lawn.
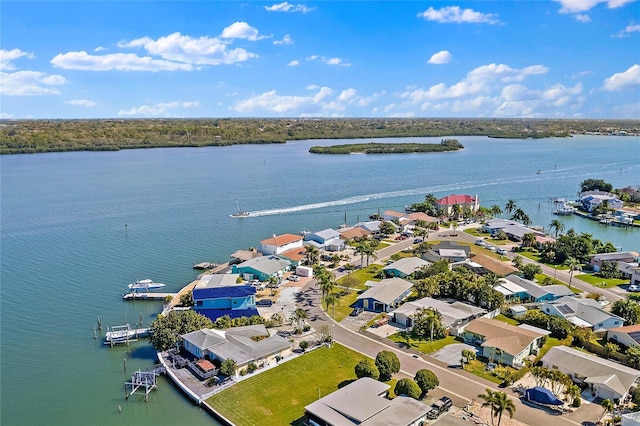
[333,265,382,320]
[534,273,582,294]
[388,334,458,354]
[535,336,572,362]
[575,274,628,289]
[375,242,390,250]
[493,314,520,326]
[464,228,483,237]
[207,344,365,426]
[517,251,541,262]
[338,264,382,286]
[463,359,504,385]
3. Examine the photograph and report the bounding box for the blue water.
[1,135,639,425]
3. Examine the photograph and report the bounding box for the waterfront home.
[279,247,307,266]
[391,296,486,331]
[232,255,290,282]
[192,274,258,321]
[541,345,640,401]
[259,233,304,256]
[338,226,370,242]
[541,296,624,331]
[501,224,544,242]
[353,220,382,235]
[181,324,292,376]
[304,228,346,252]
[589,251,640,272]
[482,218,520,235]
[382,257,430,278]
[580,191,624,213]
[462,317,546,368]
[383,210,406,221]
[607,324,640,349]
[356,278,414,313]
[305,377,430,426]
[436,194,480,216]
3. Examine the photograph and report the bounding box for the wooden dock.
[104,324,150,346]
[122,292,176,301]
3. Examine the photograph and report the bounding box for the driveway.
[431,343,478,367]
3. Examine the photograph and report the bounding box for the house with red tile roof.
[436,194,479,215]
[259,233,304,255]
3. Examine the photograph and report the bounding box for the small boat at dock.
[128,279,166,292]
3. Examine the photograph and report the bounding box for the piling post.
[93,326,97,340]
[97,316,102,330]
[125,383,129,400]
[123,359,127,372]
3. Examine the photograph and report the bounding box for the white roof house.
[391,296,486,330]
[305,377,429,426]
[357,278,414,313]
[541,345,640,401]
[259,233,304,255]
[541,296,624,331]
[382,257,430,278]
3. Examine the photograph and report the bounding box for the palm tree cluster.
[504,199,531,226]
[477,388,516,426]
[414,269,504,310]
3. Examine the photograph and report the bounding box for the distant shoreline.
[1,118,638,155]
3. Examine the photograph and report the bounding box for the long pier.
[122,292,176,301]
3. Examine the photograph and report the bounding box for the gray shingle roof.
[357,278,413,305]
[382,257,429,276]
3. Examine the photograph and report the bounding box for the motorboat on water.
[128,279,166,291]
[230,199,250,218]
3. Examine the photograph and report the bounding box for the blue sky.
[1,1,639,119]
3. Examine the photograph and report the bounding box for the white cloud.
[0,48,34,70]
[417,6,500,24]
[94,46,107,52]
[220,22,268,41]
[265,2,313,13]
[306,55,351,66]
[603,64,640,91]
[124,32,257,65]
[287,60,300,66]
[118,101,200,117]
[0,112,14,119]
[575,14,592,22]
[274,34,293,45]
[0,70,66,96]
[52,51,194,71]
[338,88,357,102]
[554,0,634,13]
[428,50,452,64]
[66,99,96,107]
[613,24,640,37]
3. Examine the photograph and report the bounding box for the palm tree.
[504,200,517,217]
[305,245,319,265]
[599,399,614,423]
[290,308,308,331]
[478,388,497,425]
[316,268,336,303]
[564,257,581,289]
[490,205,503,218]
[522,232,537,248]
[548,219,565,238]
[354,242,369,268]
[324,293,339,318]
[452,204,463,220]
[492,391,516,426]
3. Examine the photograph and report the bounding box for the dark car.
[414,238,423,244]
[349,307,364,317]
[437,396,453,412]
[255,299,273,307]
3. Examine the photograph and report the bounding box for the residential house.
[356,278,414,313]
[304,228,346,252]
[192,273,258,321]
[353,220,382,235]
[279,247,307,267]
[382,257,430,278]
[482,219,520,235]
[468,253,519,276]
[499,275,573,303]
[259,233,304,256]
[501,224,544,242]
[232,255,290,282]
[305,377,430,426]
[580,191,624,213]
[462,317,546,368]
[181,324,292,376]
[541,345,640,401]
[383,210,406,221]
[541,296,624,331]
[633,268,640,286]
[607,324,640,349]
[338,226,370,242]
[436,194,480,216]
[391,297,486,331]
[589,251,640,272]
[619,262,640,280]
[421,241,470,263]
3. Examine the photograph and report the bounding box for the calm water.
[1,135,639,425]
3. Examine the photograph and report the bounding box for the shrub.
[572,397,581,407]
[247,362,257,373]
[394,378,421,400]
[375,350,401,381]
[299,340,310,351]
[355,359,380,380]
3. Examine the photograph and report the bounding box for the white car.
[629,284,639,292]
[497,248,508,255]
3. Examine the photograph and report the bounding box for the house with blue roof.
[232,255,291,282]
[192,274,258,321]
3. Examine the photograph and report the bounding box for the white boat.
[230,199,250,218]
[128,279,166,291]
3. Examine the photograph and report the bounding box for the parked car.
[255,299,273,307]
[497,248,508,255]
[414,238,423,244]
[427,396,453,418]
[349,307,364,317]
[629,284,639,292]
[487,245,497,252]
[475,238,485,246]
[287,275,299,282]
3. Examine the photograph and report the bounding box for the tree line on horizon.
[2,117,638,155]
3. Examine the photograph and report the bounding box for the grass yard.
[535,273,582,294]
[517,251,541,262]
[207,344,365,426]
[535,336,573,362]
[464,228,483,237]
[388,334,458,354]
[338,264,382,285]
[333,265,382,321]
[463,359,504,385]
[575,274,628,289]
[493,314,520,326]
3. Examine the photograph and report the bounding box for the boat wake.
[242,163,638,218]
